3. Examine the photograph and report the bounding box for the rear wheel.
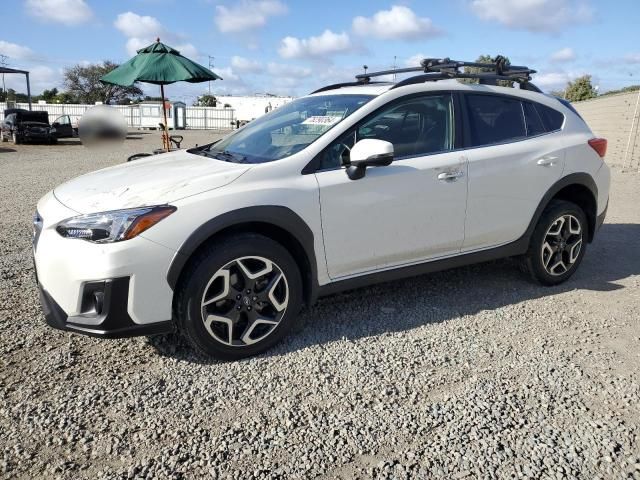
[525,200,587,285]
[175,234,303,360]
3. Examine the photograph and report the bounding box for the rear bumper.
[595,199,608,234]
[38,276,175,338]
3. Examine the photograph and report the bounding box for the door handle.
[438,171,464,181]
[536,156,558,166]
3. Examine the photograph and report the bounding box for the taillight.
[588,138,607,158]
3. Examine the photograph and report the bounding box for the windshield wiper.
[194,149,248,163]
[214,150,249,163]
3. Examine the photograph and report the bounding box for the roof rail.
[355,56,539,91]
[310,80,391,95]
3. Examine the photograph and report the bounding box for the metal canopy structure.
[0,66,32,110]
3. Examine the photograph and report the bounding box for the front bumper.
[38,277,174,338]
[34,191,179,335]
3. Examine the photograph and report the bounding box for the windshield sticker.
[302,116,343,126]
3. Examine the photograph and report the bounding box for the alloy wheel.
[540,214,583,276]
[200,256,289,347]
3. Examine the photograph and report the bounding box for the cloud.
[470,0,593,32]
[550,47,576,62]
[0,40,35,60]
[624,53,640,63]
[25,0,93,25]
[533,70,592,92]
[114,12,199,58]
[278,30,352,59]
[352,5,442,40]
[176,43,198,59]
[215,0,287,33]
[405,53,430,67]
[3,65,62,93]
[231,56,262,73]
[115,11,165,39]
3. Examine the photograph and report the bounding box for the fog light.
[93,291,104,315]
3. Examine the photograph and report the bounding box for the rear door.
[461,93,565,251]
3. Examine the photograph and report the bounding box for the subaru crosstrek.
[34,58,610,359]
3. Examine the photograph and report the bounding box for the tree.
[63,61,143,104]
[196,94,217,107]
[462,54,514,88]
[53,91,80,104]
[40,88,59,102]
[2,88,31,102]
[563,75,597,102]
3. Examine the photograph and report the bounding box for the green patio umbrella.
[101,38,222,151]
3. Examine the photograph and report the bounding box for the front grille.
[33,211,43,251]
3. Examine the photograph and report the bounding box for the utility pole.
[0,54,8,100]
[393,55,397,82]
[208,55,215,95]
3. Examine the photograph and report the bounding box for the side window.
[358,94,453,159]
[317,94,454,170]
[466,94,526,147]
[523,102,546,137]
[535,104,564,131]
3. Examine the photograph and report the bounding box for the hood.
[21,121,50,128]
[54,150,250,213]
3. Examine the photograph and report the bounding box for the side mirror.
[52,122,60,127]
[346,139,394,180]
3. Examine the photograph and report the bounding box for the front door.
[53,115,73,138]
[315,93,468,279]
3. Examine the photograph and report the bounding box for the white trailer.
[214,94,293,123]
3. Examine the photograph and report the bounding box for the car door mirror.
[52,122,60,127]
[346,139,394,180]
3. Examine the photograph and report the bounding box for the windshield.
[194,94,374,164]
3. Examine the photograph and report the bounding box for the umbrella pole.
[160,84,169,152]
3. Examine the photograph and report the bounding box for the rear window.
[523,102,546,137]
[534,104,564,131]
[466,94,526,147]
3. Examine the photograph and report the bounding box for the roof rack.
[310,56,541,94]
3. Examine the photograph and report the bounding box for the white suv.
[34,58,610,359]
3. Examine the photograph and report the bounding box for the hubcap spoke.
[200,255,289,347]
[540,213,583,276]
[202,269,230,306]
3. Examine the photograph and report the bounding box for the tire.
[11,132,20,145]
[525,200,588,286]
[1,133,7,142]
[175,233,303,360]
[49,137,57,145]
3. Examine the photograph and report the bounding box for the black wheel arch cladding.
[166,205,319,305]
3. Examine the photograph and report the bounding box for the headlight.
[56,205,176,243]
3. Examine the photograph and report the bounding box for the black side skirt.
[318,237,529,297]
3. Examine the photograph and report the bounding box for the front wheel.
[525,200,587,286]
[11,132,20,144]
[175,234,303,360]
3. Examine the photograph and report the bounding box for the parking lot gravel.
[1,132,639,479]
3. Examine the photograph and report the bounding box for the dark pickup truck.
[1,109,57,144]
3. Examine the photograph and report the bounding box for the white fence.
[0,102,235,130]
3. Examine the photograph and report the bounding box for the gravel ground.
[1,132,639,479]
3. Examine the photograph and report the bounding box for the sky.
[1,0,639,103]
